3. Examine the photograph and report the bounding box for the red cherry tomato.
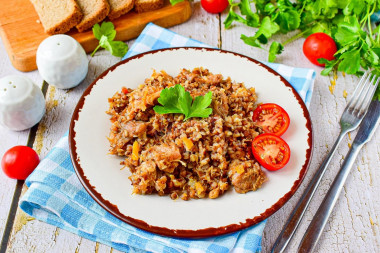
[201,0,229,14]
[303,32,337,66]
[1,146,40,180]
[253,103,290,136]
[251,133,290,171]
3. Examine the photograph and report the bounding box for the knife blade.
[351,100,380,145]
[298,100,380,253]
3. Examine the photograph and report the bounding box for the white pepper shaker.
[36,34,88,89]
[0,75,45,131]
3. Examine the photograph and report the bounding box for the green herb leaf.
[241,34,263,49]
[92,23,102,40]
[170,0,184,5]
[337,49,361,74]
[224,9,245,29]
[334,16,361,46]
[185,91,213,120]
[259,16,280,39]
[108,41,129,57]
[239,0,260,27]
[318,58,338,76]
[264,3,276,14]
[268,41,284,62]
[101,22,116,40]
[222,0,380,100]
[306,0,338,19]
[305,22,331,37]
[276,10,301,33]
[153,85,213,120]
[91,21,128,57]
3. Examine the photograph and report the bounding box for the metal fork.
[271,71,380,253]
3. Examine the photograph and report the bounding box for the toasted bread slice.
[108,0,134,20]
[30,0,83,35]
[76,0,110,32]
[135,0,164,13]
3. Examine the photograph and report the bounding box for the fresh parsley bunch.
[153,85,213,120]
[91,22,128,57]
[225,0,380,99]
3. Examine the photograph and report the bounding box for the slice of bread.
[135,0,164,13]
[108,0,134,20]
[76,0,110,32]
[30,0,83,35]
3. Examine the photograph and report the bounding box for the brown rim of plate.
[69,47,314,239]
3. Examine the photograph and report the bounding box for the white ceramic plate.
[69,48,312,238]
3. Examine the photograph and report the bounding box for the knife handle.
[271,131,348,253]
[297,143,363,253]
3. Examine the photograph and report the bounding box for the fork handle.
[298,143,363,252]
[271,130,348,253]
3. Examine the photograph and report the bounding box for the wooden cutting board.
[0,0,192,72]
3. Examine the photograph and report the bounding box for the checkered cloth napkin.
[19,23,316,253]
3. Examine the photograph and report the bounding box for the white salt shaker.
[37,35,88,89]
[0,75,45,131]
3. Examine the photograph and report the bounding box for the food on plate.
[1,146,40,180]
[303,33,337,67]
[251,133,290,171]
[30,0,83,35]
[108,0,134,20]
[135,0,164,13]
[201,0,229,14]
[36,35,88,89]
[252,103,290,136]
[107,68,267,200]
[76,0,110,32]
[0,75,45,131]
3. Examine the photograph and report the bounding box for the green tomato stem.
[367,3,377,44]
[283,28,311,46]
[298,1,307,15]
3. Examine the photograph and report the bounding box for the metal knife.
[297,100,380,253]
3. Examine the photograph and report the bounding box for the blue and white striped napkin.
[19,23,316,253]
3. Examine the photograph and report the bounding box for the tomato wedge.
[251,133,290,171]
[252,103,290,136]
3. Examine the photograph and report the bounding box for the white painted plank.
[220,11,380,252]
[2,4,379,253]
[6,3,220,252]
[170,1,220,48]
[0,127,25,242]
[6,50,122,252]
[0,35,42,243]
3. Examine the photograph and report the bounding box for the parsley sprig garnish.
[91,22,128,57]
[153,85,213,120]
[225,0,380,100]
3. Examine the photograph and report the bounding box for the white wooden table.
[1,2,379,253]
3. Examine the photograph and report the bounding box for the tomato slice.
[252,103,290,136]
[251,133,290,171]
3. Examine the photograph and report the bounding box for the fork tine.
[358,75,380,113]
[346,71,369,108]
[353,73,375,111]
[348,72,372,110]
